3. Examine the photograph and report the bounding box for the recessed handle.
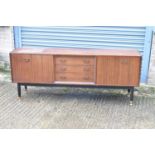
[83,59,90,64]
[121,59,128,64]
[83,76,89,80]
[24,58,31,62]
[60,76,67,80]
[60,59,67,63]
[60,67,67,72]
[83,67,90,72]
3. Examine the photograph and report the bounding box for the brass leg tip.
[129,101,133,106]
[18,97,21,100]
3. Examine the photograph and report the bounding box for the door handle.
[24,59,31,62]
[121,59,128,64]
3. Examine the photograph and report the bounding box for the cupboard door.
[11,54,32,83]
[96,56,141,86]
[11,54,54,83]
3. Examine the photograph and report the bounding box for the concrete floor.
[0,82,155,128]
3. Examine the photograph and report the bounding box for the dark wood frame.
[17,83,135,101]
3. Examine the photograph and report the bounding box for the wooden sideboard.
[10,48,141,102]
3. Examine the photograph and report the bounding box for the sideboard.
[10,48,141,102]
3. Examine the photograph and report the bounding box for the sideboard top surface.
[10,48,141,57]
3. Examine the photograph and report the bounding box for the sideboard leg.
[128,89,130,93]
[17,83,21,98]
[24,85,28,91]
[130,87,134,104]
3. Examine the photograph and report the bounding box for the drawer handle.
[83,76,90,80]
[83,67,90,72]
[60,76,67,80]
[83,59,90,64]
[60,67,67,72]
[60,59,67,63]
[24,59,31,62]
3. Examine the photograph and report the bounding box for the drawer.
[55,65,95,73]
[55,72,95,82]
[55,56,95,65]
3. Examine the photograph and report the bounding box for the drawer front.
[55,72,95,82]
[55,56,95,66]
[55,65,95,74]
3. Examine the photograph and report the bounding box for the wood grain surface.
[10,48,141,86]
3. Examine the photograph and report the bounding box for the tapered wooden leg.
[130,87,134,104]
[17,83,21,98]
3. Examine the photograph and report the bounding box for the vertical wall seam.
[13,26,22,48]
[141,27,153,83]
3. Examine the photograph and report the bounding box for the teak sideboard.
[10,48,141,102]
